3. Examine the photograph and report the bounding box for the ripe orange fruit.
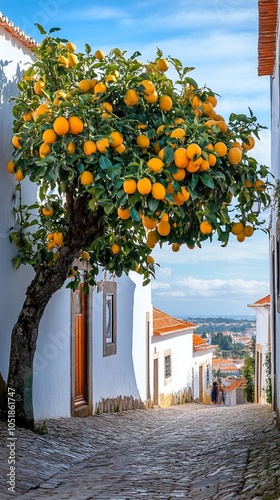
[172,169,186,181]
[245,179,253,188]
[202,101,214,116]
[124,89,139,106]
[172,243,181,252]
[170,128,185,140]
[231,141,242,150]
[227,147,242,165]
[12,136,22,148]
[136,135,150,149]
[214,142,227,157]
[15,169,24,181]
[157,221,171,236]
[191,96,202,109]
[58,55,68,67]
[67,142,76,154]
[207,95,218,107]
[78,79,92,93]
[33,103,51,120]
[117,207,130,219]
[186,143,201,160]
[23,111,33,122]
[174,148,189,168]
[95,49,105,60]
[42,207,54,217]
[144,91,158,103]
[111,243,120,254]
[42,129,57,144]
[137,178,152,195]
[157,58,169,72]
[178,186,190,201]
[110,131,123,148]
[47,240,56,250]
[66,41,76,52]
[101,101,113,113]
[159,95,172,111]
[80,171,94,185]
[53,232,64,245]
[186,159,201,173]
[68,53,78,67]
[83,141,97,155]
[152,183,166,200]
[242,136,255,150]
[231,222,244,235]
[216,121,228,133]
[115,143,126,154]
[39,143,51,158]
[53,117,69,135]
[254,179,266,191]
[94,82,107,94]
[243,225,254,237]
[237,233,245,242]
[81,251,90,260]
[147,157,164,173]
[161,213,169,223]
[105,74,117,83]
[123,179,137,194]
[6,161,15,173]
[142,216,158,230]
[200,160,210,171]
[69,116,84,134]
[208,153,217,166]
[96,137,109,152]
[147,255,155,264]
[140,79,156,95]
[34,81,45,95]
[200,220,212,234]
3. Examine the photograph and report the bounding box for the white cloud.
[176,276,269,297]
[151,282,170,290]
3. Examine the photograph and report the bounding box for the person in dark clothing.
[211,381,218,404]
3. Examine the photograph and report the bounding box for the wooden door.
[74,277,87,407]
[153,358,159,406]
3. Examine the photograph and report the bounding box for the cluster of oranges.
[8,34,270,275]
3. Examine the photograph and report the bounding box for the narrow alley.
[1,403,280,499]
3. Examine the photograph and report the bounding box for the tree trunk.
[0,192,103,429]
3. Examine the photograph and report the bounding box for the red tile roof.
[225,378,246,392]
[0,12,38,49]
[153,307,196,336]
[193,333,208,346]
[258,0,278,76]
[248,294,270,308]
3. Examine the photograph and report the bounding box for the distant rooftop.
[153,307,196,336]
[248,294,270,308]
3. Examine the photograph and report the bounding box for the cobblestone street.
[1,403,280,499]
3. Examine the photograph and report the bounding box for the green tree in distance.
[2,25,270,429]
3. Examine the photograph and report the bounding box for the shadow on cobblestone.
[1,404,280,499]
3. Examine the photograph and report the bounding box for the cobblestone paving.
[1,404,280,499]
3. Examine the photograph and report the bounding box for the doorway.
[71,268,92,417]
[153,356,159,406]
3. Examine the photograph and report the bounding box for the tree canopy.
[7,26,270,291]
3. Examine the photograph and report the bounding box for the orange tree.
[3,26,270,428]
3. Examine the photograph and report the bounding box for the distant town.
[183,316,256,380]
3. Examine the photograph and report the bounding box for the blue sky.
[1,0,271,318]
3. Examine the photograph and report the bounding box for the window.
[103,281,117,356]
[164,349,172,385]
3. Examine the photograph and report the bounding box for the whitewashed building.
[0,13,151,420]
[151,307,213,406]
[258,0,280,427]
[248,295,270,404]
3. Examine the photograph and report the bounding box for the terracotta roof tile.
[258,0,278,76]
[248,294,270,307]
[193,333,208,346]
[153,307,196,336]
[225,378,246,392]
[0,12,38,49]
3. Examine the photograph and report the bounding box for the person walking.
[211,381,219,405]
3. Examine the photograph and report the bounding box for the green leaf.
[163,146,174,164]
[89,199,97,211]
[130,207,141,222]
[85,43,92,54]
[49,27,61,33]
[99,156,113,170]
[148,198,159,211]
[35,23,47,35]
[189,174,199,190]
[104,203,115,215]
[201,174,215,189]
